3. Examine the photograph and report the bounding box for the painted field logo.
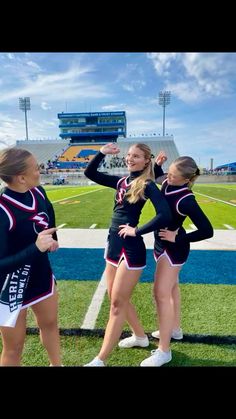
[0,265,31,312]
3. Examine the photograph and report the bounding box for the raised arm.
[154,150,167,182]
[84,143,121,189]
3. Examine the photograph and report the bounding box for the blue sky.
[0,52,235,168]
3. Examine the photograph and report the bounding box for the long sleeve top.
[84,152,172,235]
[0,185,57,276]
[154,163,213,244]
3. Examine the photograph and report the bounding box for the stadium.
[1,110,236,366]
[15,110,179,183]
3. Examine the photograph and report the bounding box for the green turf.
[1,183,234,366]
[45,183,236,229]
[1,281,235,366]
[96,283,236,336]
[20,336,235,367]
[26,281,98,328]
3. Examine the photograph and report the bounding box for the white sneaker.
[118,334,149,348]
[84,356,105,367]
[151,328,183,340]
[49,364,64,367]
[140,349,172,367]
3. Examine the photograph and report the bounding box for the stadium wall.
[196,175,236,183]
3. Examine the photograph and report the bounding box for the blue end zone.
[49,249,236,285]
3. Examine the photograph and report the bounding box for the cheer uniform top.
[0,185,57,308]
[84,152,172,269]
[153,164,214,266]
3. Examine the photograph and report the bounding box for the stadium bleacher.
[16,139,69,166]
[15,136,180,181]
[107,137,179,175]
[57,145,101,169]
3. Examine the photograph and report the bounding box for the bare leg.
[154,257,181,352]
[32,289,61,366]
[126,303,147,337]
[98,261,142,361]
[0,309,27,366]
[172,281,181,330]
[106,262,146,338]
[105,263,117,299]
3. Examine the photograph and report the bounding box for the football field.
[2,183,235,366]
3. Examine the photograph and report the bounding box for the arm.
[136,182,172,235]
[176,196,213,243]
[159,196,214,244]
[0,212,57,274]
[154,150,167,182]
[119,182,172,237]
[84,144,121,189]
[154,163,166,184]
[0,214,40,275]
[38,185,58,241]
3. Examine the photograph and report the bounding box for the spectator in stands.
[84,143,172,366]
[39,163,45,174]
[0,148,62,366]
[119,151,214,367]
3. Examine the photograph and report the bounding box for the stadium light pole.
[159,91,171,136]
[19,97,31,140]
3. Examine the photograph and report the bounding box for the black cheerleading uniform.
[153,164,214,266]
[84,152,172,269]
[0,185,57,308]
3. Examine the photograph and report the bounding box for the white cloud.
[148,52,234,103]
[147,52,178,76]
[7,53,15,60]
[0,52,235,167]
[0,63,111,104]
[41,101,51,110]
[26,61,42,70]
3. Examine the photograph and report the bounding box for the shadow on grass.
[26,327,236,346]
[168,348,236,367]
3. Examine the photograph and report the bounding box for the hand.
[35,227,57,252]
[158,228,179,242]
[48,240,59,252]
[118,225,136,238]
[100,143,120,155]
[155,151,167,166]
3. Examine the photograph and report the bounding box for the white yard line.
[223,224,234,230]
[52,187,105,204]
[195,191,236,207]
[81,271,107,329]
[57,223,67,229]
[89,224,97,229]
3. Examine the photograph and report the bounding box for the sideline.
[57,228,236,250]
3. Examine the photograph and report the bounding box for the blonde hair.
[126,143,154,204]
[173,156,200,188]
[0,147,32,184]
